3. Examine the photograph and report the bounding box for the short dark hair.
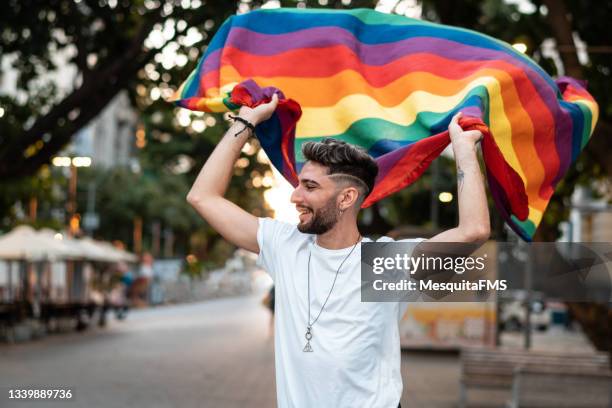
[301,138,378,200]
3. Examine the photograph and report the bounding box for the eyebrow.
[299,178,321,186]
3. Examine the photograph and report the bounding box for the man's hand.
[448,112,483,151]
[186,93,280,255]
[238,93,279,126]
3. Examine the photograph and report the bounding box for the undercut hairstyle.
[301,138,379,204]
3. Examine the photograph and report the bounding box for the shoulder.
[257,217,309,245]
[258,217,298,236]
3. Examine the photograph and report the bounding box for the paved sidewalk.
[0,294,464,407]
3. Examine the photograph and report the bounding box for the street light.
[52,156,92,168]
[52,156,71,167]
[72,157,92,167]
[52,156,92,236]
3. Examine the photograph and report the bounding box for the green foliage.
[0,165,66,232]
[1,0,610,252]
[0,0,238,179]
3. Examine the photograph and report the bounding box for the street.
[1,295,460,408]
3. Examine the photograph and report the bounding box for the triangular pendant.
[303,341,313,352]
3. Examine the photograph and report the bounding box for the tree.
[0,0,237,180]
[420,0,612,354]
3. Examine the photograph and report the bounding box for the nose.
[290,186,303,205]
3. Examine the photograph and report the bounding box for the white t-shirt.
[256,217,424,408]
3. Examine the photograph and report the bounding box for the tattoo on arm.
[457,166,465,193]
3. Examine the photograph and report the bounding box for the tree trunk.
[541,0,583,78]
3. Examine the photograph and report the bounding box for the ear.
[337,186,359,211]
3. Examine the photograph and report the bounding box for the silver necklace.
[303,235,361,353]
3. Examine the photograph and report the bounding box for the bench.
[508,366,612,407]
[459,347,610,408]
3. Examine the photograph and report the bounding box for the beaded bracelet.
[228,115,256,137]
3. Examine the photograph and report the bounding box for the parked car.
[500,299,551,331]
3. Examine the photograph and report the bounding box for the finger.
[462,130,482,139]
[450,111,462,127]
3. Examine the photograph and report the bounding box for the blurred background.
[0,0,611,407]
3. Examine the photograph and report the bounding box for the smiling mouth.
[297,207,312,222]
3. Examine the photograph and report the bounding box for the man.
[187,94,490,407]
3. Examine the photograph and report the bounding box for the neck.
[315,218,361,250]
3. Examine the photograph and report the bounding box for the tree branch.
[541,0,583,78]
[0,12,162,179]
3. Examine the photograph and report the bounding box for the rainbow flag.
[171,8,599,241]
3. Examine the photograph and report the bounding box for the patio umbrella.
[0,225,55,261]
[38,229,83,260]
[97,241,138,263]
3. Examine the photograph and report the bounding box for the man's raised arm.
[410,113,490,282]
[186,94,279,254]
[427,112,491,244]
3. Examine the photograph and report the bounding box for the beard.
[297,196,340,235]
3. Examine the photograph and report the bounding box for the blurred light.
[175,54,188,67]
[505,0,537,14]
[204,116,216,127]
[171,155,193,174]
[69,214,80,235]
[257,149,269,164]
[438,192,453,203]
[262,176,274,187]
[136,125,146,149]
[72,157,92,167]
[145,27,165,49]
[52,156,72,167]
[0,107,4,117]
[191,119,206,133]
[144,0,158,10]
[177,110,191,127]
[68,109,80,121]
[148,70,160,81]
[263,167,299,223]
[183,27,203,47]
[160,88,174,100]
[235,157,250,168]
[262,0,281,8]
[54,233,63,240]
[512,43,527,53]
[150,87,161,100]
[87,53,98,68]
[241,141,257,156]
